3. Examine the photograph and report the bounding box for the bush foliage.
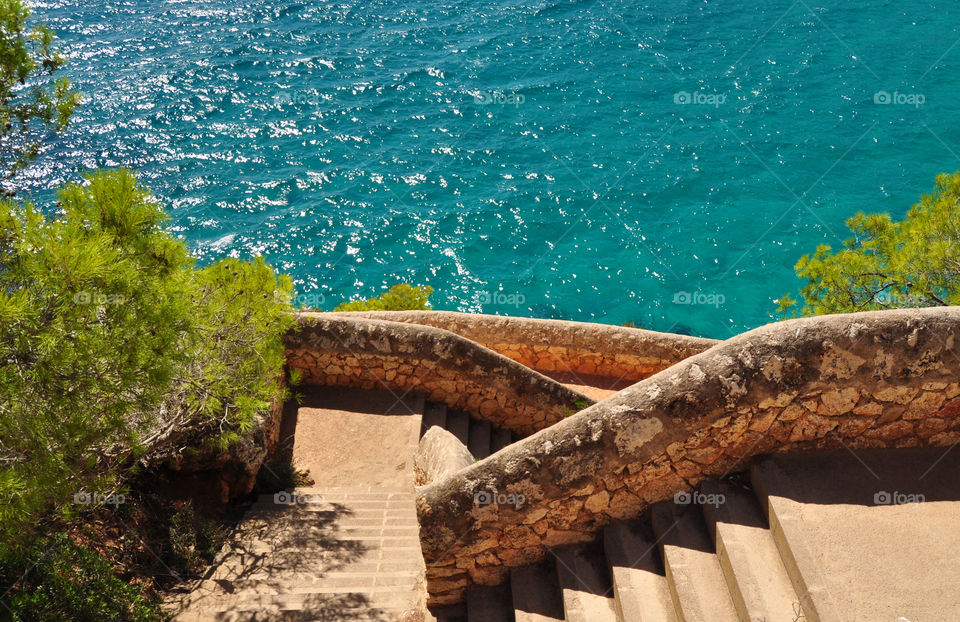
[0,170,294,549]
[779,170,960,316]
[0,0,80,185]
[333,283,433,312]
[0,533,163,622]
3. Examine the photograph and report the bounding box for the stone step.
[651,502,738,622]
[171,590,409,621]
[554,544,619,622]
[263,486,417,498]
[188,573,424,596]
[248,498,416,513]
[700,480,803,622]
[751,447,960,622]
[603,522,678,622]
[469,419,492,460]
[467,584,514,622]
[511,563,565,622]
[422,402,448,436]
[237,512,417,526]
[491,427,513,454]
[446,410,470,446]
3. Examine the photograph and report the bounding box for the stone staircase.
[435,445,960,622]
[172,308,960,621]
[169,387,429,622]
[171,487,424,622]
[421,401,517,460]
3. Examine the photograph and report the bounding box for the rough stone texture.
[416,307,960,605]
[415,426,476,486]
[336,310,718,383]
[285,314,594,436]
[150,389,285,503]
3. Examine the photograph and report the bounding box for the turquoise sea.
[29,0,960,337]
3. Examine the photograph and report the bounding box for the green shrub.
[779,170,960,316]
[333,283,433,311]
[0,534,163,621]
[0,169,294,548]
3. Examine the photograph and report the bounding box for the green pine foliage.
[0,169,294,548]
[0,0,80,184]
[334,283,433,311]
[779,170,960,316]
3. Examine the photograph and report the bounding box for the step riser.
[603,523,678,622]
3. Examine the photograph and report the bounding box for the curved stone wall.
[332,311,718,382]
[416,307,960,605]
[285,314,594,436]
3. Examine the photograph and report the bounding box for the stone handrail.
[284,314,594,436]
[332,311,718,382]
[416,307,960,605]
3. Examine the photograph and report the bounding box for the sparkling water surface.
[27,0,960,337]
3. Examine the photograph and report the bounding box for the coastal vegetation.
[0,170,294,619]
[779,170,960,316]
[0,0,79,188]
[333,283,433,312]
[0,0,957,618]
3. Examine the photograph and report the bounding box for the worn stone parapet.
[285,314,593,436]
[415,426,476,487]
[332,311,718,382]
[416,307,960,605]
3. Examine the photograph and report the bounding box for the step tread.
[603,523,678,622]
[701,481,803,622]
[511,563,565,622]
[171,590,412,617]
[554,544,618,622]
[752,448,960,622]
[467,584,513,622]
[651,502,739,622]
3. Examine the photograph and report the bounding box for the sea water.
[28,0,960,337]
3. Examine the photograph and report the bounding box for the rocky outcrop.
[335,311,718,382]
[415,426,476,486]
[151,395,285,503]
[415,307,960,604]
[284,314,594,436]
